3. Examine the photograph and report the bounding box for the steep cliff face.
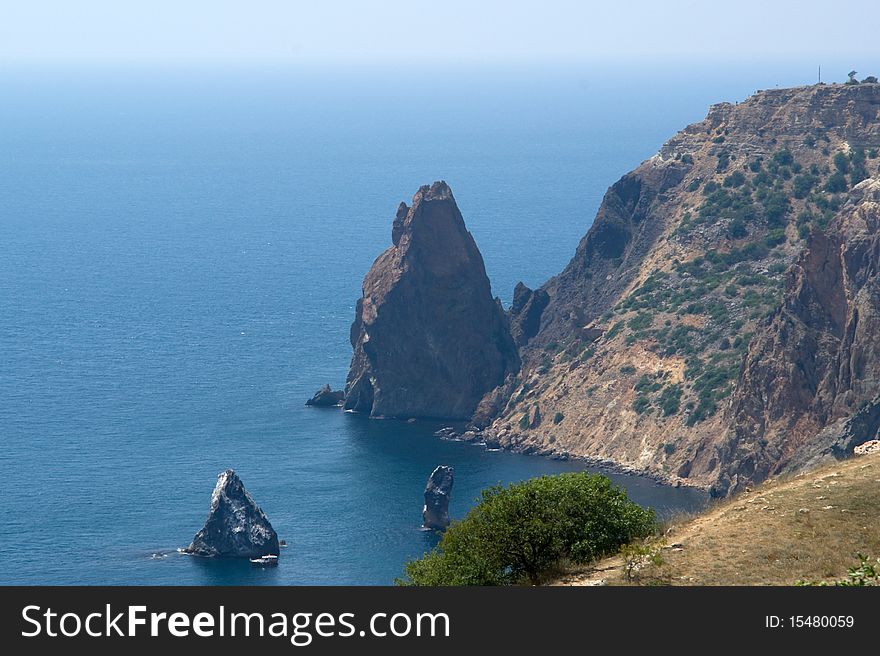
[482,83,880,493]
[344,181,519,420]
[704,178,880,495]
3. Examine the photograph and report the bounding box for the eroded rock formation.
[306,384,344,407]
[344,181,519,420]
[185,469,280,558]
[422,465,454,530]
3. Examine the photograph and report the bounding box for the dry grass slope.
[555,450,880,586]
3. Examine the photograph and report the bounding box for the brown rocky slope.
[341,83,880,498]
[487,82,880,496]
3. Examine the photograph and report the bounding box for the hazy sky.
[1,0,876,65]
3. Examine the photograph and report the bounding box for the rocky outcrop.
[422,465,454,530]
[344,181,519,420]
[475,83,880,496]
[305,384,344,407]
[509,282,550,347]
[185,469,279,559]
[855,439,880,455]
[704,179,880,495]
[328,84,880,497]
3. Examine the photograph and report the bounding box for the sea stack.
[185,469,280,559]
[344,181,519,420]
[305,384,344,407]
[422,465,454,530]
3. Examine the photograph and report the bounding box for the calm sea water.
[0,62,826,584]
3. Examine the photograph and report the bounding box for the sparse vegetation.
[824,171,848,193]
[799,554,880,587]
[555,452,880,586]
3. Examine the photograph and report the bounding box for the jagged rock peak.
[344,181,519,420]
[422,465,454,530]
[185,469,280,559]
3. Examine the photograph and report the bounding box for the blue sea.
[0,61,831,585]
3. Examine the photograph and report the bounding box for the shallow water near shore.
[2,62,824,584]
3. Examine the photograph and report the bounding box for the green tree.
[825,171,848,193]
[401,473,655,586]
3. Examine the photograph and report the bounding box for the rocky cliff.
[478,83,880,495]
[344,181,519,420]
[339,84,880,496]
[704,178,880,495]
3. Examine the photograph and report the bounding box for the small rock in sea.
[184,469,280,559]
[483,436,502,450]
[422,465,454,530]
[305,384,344,407]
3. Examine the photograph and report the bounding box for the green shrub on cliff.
[824,171,848,193]
[400,473,655,586]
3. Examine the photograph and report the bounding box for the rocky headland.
[339,82,880,498]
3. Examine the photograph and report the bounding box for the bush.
[621,540,665,582]
[605,320,625,340]
[727,218,748,239]
[824,172,848,193]
[659,384,683,416]
[799,554,880,587]
[400,473,656,586]
[772,149,794,166]
[763,228,787,248]
[553,411,564,425]
[762,190,790,226]
[792,174,817,199]
[628,312,653,331]
[723,170,746,188]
